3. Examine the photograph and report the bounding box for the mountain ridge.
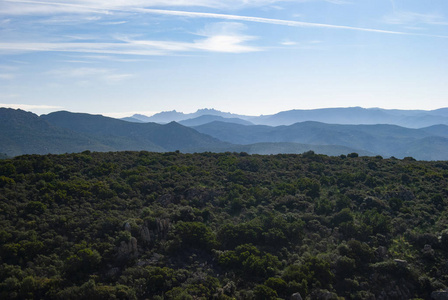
[192,120,448,160]
[124,107,448,128]
[2,107,448,160]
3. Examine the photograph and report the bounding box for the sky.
[0,0,447,117]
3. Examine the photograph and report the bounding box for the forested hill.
[1,151,448,299]
[0,108,231,156]
[41,111,229,152]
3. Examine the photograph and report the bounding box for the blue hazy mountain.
[127,107,448,128]
[422,124,448,138]
[179,115,253,126]
[2,108,448,160]
[120,116,144,123]
[192,121,448,160]
[128,108,252,124]
[250,107,448,127]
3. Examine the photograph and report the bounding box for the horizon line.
[1,105,447,119]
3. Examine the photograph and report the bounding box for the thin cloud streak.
[0,42,173,56]
[4,0,443,37]
[383,11,448,26]
[0,31,260,55]
[135,8,448,37]
[1,0,111,14]
[48,67,134,82]
[2,0,296,12]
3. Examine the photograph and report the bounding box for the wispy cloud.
[3,0,437,37]
[47,67,133,83]
[278,39,323,49]
[1,0,297,14]
[1,0,109,15]
[0,73,16,79]
[71,55,150,63]
[0,23,261,55]
[194,35,258,52]
[101,21,128,25]
[133,7,411,35]
[39,15,102,24]
[383,11,448,26]
[0,42,167,56]
[0,19,12,25]
[118,29,260,53]
[281,40,297,46]
[324,0,350,4]
[61,60,97,64]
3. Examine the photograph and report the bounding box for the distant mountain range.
[2,107,448,160]
[179,115,253,127]
[127,108,249,124]
[0,108,366,157]
[125,107,448,128]
[192,121,448,160]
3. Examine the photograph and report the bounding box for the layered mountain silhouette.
[128,107,448,128]
[2,107,448,160]
[0,109,230,156]
[130,108,249,124]
[179,115,253,127]
[192,121,448,160]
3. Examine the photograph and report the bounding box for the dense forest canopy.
[1,151,448,299]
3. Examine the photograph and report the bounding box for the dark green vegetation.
[1,151,448,299]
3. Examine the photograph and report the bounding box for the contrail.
[135,7,407,35]
[4,0,448,38]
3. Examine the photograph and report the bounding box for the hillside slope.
[0,108,115,156]
[42,111,231,152]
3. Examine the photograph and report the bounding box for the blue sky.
[0,0,447,117]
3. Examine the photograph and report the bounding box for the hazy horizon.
[2,105,448,119]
